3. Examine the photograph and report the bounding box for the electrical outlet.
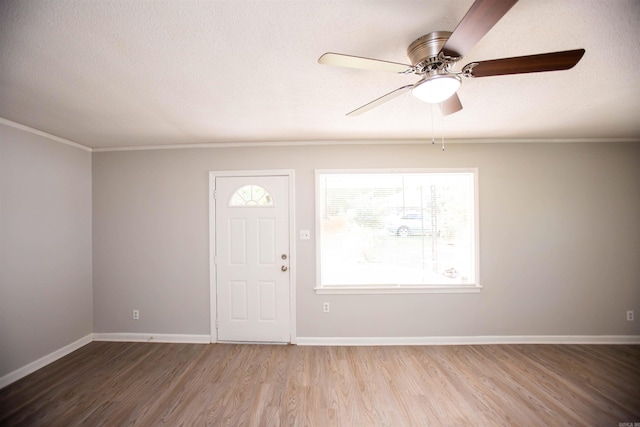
[627,310,634,321]
[323,302,330,313]
[133,309,140,320]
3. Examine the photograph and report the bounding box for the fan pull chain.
[429,104,445,151]
[430,104,436,145]
[441,105,445,151]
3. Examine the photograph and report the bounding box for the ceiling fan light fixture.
[412,74,461,104]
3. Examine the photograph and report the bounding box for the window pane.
[318,171,476,287]
[229,185,274,207]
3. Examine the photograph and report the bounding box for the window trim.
[314,168,481,295]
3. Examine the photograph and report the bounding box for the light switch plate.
[300,230,311,240]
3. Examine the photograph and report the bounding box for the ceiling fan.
[318,0,585,116]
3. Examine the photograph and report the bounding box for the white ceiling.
[1,0,639,150]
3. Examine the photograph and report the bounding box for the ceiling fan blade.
[463,49,585,77]
[346,85,414,116]
[440,0,518,59]
[439,93,463,116]
[319,52,413,74]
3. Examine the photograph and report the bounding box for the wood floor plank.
[1,342,638,426]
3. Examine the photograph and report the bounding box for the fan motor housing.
[407,31,452,73]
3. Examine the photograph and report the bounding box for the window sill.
[314,285,482,295]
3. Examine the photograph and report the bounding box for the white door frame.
[209,170,296,344]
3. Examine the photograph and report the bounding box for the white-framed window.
[315,169,480,294]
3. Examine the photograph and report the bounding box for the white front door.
[214,175,290,343]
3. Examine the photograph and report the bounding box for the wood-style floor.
[1,342,639,426]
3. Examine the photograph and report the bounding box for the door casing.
[209,170,296,343]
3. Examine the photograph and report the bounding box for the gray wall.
[92,142,640,338]
[0,123,93,377]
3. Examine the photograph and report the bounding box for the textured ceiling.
[1,0,639,149]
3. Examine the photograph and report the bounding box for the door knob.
[281,265,288,272]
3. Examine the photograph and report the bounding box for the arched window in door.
[229,185,274,207]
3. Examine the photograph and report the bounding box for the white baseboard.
[296,335,640,346]
[93,333,211,344]
[0,334,93,389]
[3,333,636,389]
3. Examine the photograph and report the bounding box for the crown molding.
[0,118,92,152]
[92,137,640,152]
[2,117,637,152]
